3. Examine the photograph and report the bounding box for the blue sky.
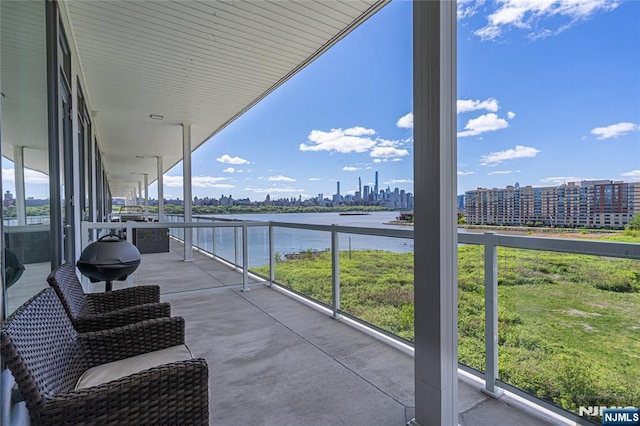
[5,0,639,201]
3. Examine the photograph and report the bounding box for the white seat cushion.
[75,345,193,390]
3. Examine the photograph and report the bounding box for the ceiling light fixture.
[149,114,164,120]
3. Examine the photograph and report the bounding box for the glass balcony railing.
[268,226,333,306]
[82,218,640,425]
[496,248,640,421]
[333,231,414,341]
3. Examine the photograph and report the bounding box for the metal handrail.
[459,231,640,259]
[82,217,639,424]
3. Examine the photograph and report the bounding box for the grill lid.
[77,234,142,283]
[78,234,141,266]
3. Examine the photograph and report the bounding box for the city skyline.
[1,1,638,201]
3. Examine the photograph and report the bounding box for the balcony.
[128,239,567,426]
[75,217,640,425]
[4,217,637,424]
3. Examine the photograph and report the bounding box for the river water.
[185,211,414,267]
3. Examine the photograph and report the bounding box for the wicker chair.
[47,263,171,332]
[1,288,209,425]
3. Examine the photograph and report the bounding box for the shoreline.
[384,222,629,240]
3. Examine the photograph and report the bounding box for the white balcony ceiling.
[60,0,388,197]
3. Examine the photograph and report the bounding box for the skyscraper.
[374,171,379,200]
[359,177,362,195]
[333,182,342,203]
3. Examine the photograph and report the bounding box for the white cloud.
[385,179,413,184]
[194,177,233,188]
[539,176,598,185]
[457,171,475,176]
[343,166,359,172]
[458,0,483,19]
[621,170,640,181]
[164,175,232,188]
[472,0,620,41]
[244,186,306,194]
[162,176,183,187]
[373,159,383,163]
[590,122,639,140]
[480,145,540,165]
[370,146,409,158]
[299,127,377,153]
[222,167,235,173]
[216,154,249,165]
[458,113,509,137]
[457,98,499,114]
[507,111,516,120]
[377,139,402,147]
[2,168,49,184]
[487,170,513,175]
[396,112,414,129]
[267,175,296,182]
[308,177,322,181]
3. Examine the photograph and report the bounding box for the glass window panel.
[1,1,50,314]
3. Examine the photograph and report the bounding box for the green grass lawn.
[251,235,640,413]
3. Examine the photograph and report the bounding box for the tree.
[627,214,640,231]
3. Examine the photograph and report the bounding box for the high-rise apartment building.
[465,180,639,229]
[374,171,379,200]
[333,182,342,203]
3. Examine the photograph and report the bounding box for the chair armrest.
[74,303,171,333]
[37,359,209,426]
[78,317,185,367]
[87,285,161,312]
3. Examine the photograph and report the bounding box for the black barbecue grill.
[77,234,141,291]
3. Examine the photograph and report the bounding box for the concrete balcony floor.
[106,240,572,426]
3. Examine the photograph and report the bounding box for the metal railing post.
[212,222,217,257]
[80,221,90,289]
[241,221,249,291]
[126,221,134,287]
[483,232,503,398]
[269,222,274,287]
[195,218,201,251]
[80,221,89,251]
[331,225,342,319]
[234,226,239,270]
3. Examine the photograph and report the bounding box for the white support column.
[90,138,98,223]
[182,123,193,261]
[90,113,98,222]
[143,173,149,215]
[137,181,142,206]
[157,156,164,220]
[13,145,27,226]
[411,2,457,426]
